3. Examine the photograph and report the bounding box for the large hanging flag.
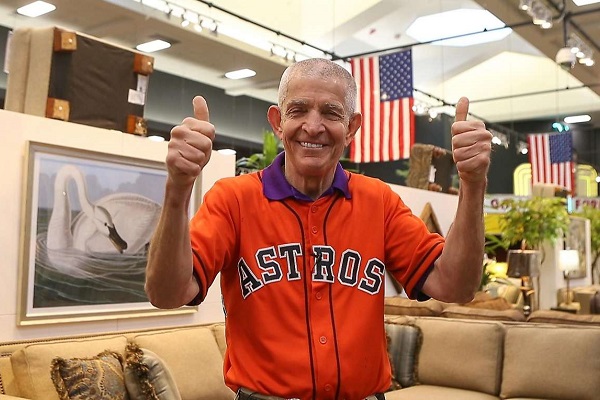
[527,132,575,194]
[349,49,415,163]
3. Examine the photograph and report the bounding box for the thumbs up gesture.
[166,96,215,188]
[451,97,492,186]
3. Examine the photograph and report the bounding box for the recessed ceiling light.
[406,9,512,47]
[224,68,256,80]
[136,39,171,53]
[564,115,591,124]
[572,0,600,6]
[16,1,56,18]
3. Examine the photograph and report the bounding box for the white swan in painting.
[46,164,162,262]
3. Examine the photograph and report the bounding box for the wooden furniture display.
[5,27,153,136]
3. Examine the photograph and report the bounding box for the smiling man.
[145,58,492,400]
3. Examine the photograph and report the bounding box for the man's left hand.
[451,97,493,186]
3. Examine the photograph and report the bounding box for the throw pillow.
[51,350,129,400]
[124,343,182,400]
[462,296,512,311]
[384,322,423,389]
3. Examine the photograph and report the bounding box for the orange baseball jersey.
[189,153,444,400]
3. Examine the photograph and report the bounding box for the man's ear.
[345,112,362,146]
[267,106,283,139]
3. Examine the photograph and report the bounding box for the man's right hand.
[166,96,215,188]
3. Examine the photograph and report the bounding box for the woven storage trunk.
[5,27,153,135]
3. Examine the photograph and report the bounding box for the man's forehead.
[284,98,344,108]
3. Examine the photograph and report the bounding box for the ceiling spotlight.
[528,1,553,29]
[517,141,529,155]
[582,58,595,66]
[519,0,533,10]
[561,32,595,68]
[556,47,576,69]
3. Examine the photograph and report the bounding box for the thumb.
[193,96,210,122]
[454,97,469,123]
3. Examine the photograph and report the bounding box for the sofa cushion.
[384,297,445,317]
[210,324,227,359]
[441,305,525,322]
[124,343,181,400]
[51,350,128,400]
[414,318,504,396]
[10,335,127,400]
[501,324,600,400]
[462,294,512,310]
[132,326,234,400]
[384,385,499,400]
[384,323,422,388]
[527,310,600,325]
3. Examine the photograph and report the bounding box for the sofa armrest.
[0,395,30,400]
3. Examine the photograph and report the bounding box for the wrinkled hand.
[166,96,215,188]
[451,97,492,186]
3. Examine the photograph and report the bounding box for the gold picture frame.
[17,141,196,325]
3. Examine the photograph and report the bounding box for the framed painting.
[564,216,590,280]
[18,141,196,325]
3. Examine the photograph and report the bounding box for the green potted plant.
[499,197,570,258]
[573,205,600,283]
[235,130,280,175]
[498,197,570,312]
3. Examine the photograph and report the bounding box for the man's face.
[268,75,360,179]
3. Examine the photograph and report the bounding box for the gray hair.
[277,58,357,117]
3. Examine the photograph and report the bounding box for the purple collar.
[262,152,351,201]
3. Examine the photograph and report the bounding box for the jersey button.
[315,292,322,300]
[319,336,327,344]
[324,384,332,392]
[311,226,318,234]
[311,205,318,213]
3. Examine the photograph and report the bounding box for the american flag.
[528,132,575,194]
[349,49,415,163]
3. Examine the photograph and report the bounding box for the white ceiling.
[1,0,600,128]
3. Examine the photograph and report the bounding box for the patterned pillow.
[51,350,129,400]
[384,322,423,389]
[124,343,182,400]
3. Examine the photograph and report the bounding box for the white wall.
[0,110,235,342]
[384,184,459,296]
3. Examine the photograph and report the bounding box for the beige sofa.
[384,314,600,400]
[0,323,235,400]
[382,295,600,400]
[2,310,599,400]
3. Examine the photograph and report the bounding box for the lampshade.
[507,250,541,278]
[559,249,580,273]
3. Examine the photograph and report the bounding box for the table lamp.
[506,250,541,314]
[558,249,580,310]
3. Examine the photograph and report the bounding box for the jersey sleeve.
[383,188,445,299]
[188,178,240,303]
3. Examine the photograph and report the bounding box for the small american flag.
[350,49,415,163]
[528,132,575,194]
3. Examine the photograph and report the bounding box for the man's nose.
[302,111,325,135]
